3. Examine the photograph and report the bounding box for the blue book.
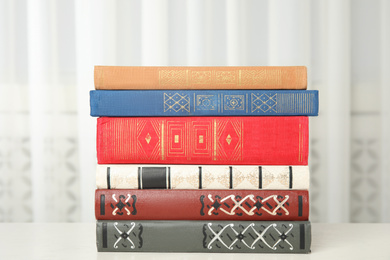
[90,90,318,117]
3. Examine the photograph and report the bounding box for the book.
[94,66,307,90]
[95,189,309,221]
[96,164,310,190]
[96,220,311,253]
[90,90,318,117]
[97,116,309,165]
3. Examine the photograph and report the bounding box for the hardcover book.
[96,220,311,253]
[94,66,307,90]
[95,189,309,221]
[96,116,309,165]
[90,90,318,116]
[96,164,310,190]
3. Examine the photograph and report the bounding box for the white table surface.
[0,223,389,260]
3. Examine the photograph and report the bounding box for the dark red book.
[95,189,309,221]
[97,116,308,165]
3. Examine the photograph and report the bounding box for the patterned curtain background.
[0,0,389,223]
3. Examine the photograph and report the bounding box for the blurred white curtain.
[0,0,389,223]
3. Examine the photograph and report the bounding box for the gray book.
[96,220,311,253]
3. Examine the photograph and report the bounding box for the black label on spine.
[289,166,293,189]
[298,195,303,217]
[138,167,141,189]
[141,167,167,189]
[229,166,233,189]
[300,224,305,249]
[100,195,105,216]
[199,167,202,189]
[107,167,111,189]
[259,166,262,189]
[168,167,171,189]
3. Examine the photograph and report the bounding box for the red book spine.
[95,189,309,221]
[97,116,308,165]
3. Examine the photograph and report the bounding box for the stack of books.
[90,66,318,253]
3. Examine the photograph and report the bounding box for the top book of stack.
[94,66,307,90]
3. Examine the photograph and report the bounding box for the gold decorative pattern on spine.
[239,69,282,86]
[224,95,245,111]
[226,134,232,145]
[163,93,190,113]
[251,93,277,113]
[215,71,236,85]
[216,119,243,161]
[145,133,151,144]
[196,95,217,111]
[191,71,212,85]
[159,70,187,86]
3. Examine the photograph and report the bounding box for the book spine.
[96,165,310,190]
[95,189,309,221]
[94,66,307,90]
[90,90,318,117]
[96,116,308,165]
[96,220,311,253]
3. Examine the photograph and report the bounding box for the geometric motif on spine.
[232,167,258,188]
[224,95,245,110]
[191,121,212,157]
[191,71,212,85]
[165,120,213,159]
[110,194,137,216]
[203,223,294,250]
[200,194,289,216]
[251,93,277,113]
[239,69,281,86]
[201,170,230,189]
[215,71,236,85]
[166,120,187,158]
[113,222,143,249]
[159,70,187,86]
[262,171,290,188]
[159,69,286,87]
[163,93,190,113]
[136,119,161,160]
[216,119,243,161]
[196,95,217,110]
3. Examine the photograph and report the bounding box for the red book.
[95,189,309,221]
[97,116,308,165]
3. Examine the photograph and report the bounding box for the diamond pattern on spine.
[196,95,217,110]
[204,194,290,216]
[203,223,295,251]
[164,93,190,113]
[216,119,243,162]
[251,93,277,113]
[112,222,143,249]
[136,119,161,160]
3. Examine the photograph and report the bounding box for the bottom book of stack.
[96,220,311,253]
